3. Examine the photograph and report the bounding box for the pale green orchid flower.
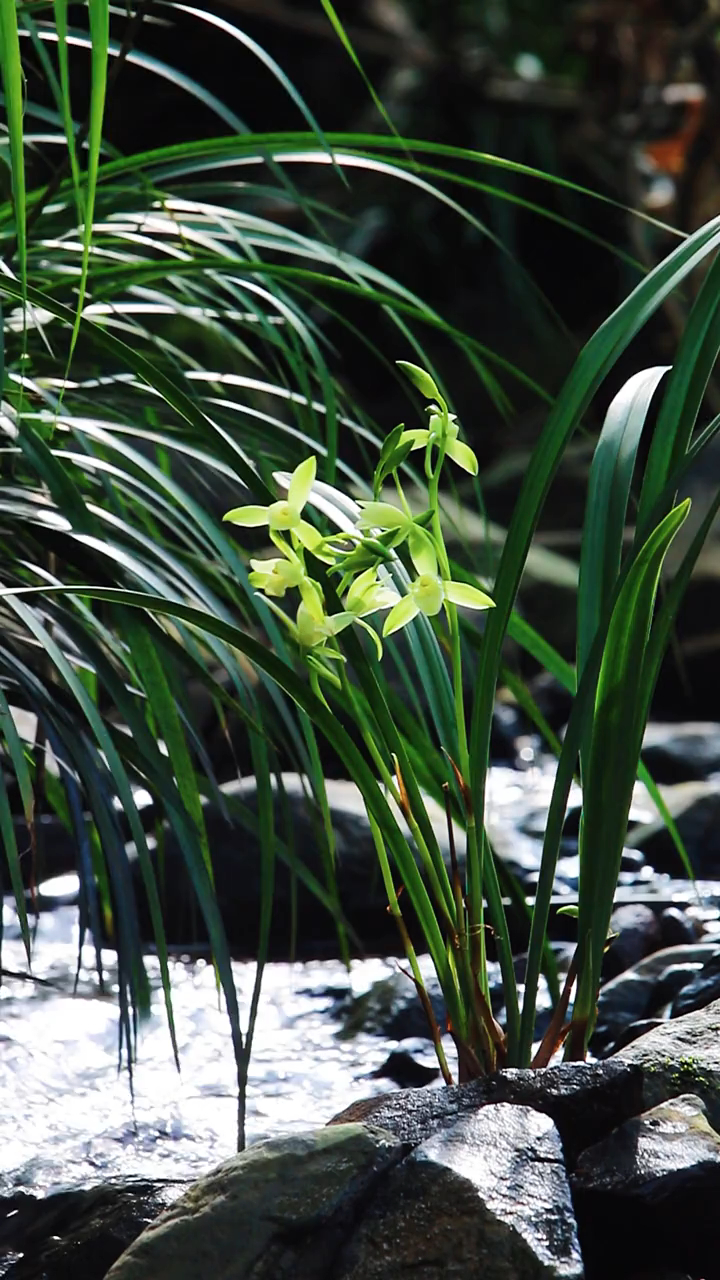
[260,588,353,655]
[355,501,417,539]
[342,566,400,660]
[224,456,321,551]
[345,567,399,617]
[248,556,306,598]
[383,539,494,637]
[400,408,478,476]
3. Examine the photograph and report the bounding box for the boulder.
[339,1105,583,1279]
[641,721,720,783]
[617,996,720,1130]
[329,1060,644,1168]
[129,773,541,960]
[627,779,720,877]
[573,1093,720,1197]
[670,949,720,1017]
[572,1095,720,1279]
[105,1125,402,1280]
[130,774,465,959]
[604,904,662,979]
[591,943,720,1057]
[105,1113,582,1280]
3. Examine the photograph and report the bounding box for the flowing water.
[2,761,719,1198]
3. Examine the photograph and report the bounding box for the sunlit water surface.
[2,763,717,1197]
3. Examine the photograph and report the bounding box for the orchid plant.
[223,349,693,1085]
[225,361,501,1081]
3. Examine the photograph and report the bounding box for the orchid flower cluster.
[223,362,495,682]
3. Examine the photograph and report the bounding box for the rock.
[129,772,547,959]
[329,1060,644,1168]
[627,779,720,877]
[105,1125,403,1280]
[591,943,720,1057]
[671,949,720,1017]
[605,904,662,979]
[130,774,474,959]
[340,1105,583,1279]
[641,721,720,783]
[369,1047,440,1088]
[617,996,720,1131]
[572,1095,720,1279]
[106,1114,581,1280]
[611,1018,666,1053]
[0,1180,188,1280]
[659,906,698,948]
[573,1093,720,1196]
[336,969,449,1041]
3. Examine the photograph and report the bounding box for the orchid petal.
[355,502,411,531]
[326,611,356,636]
[446,439,479,475]
[223,505,270,527]
[294,519,323,551]
[412,574,444,615]
[346,566,378,610]
[287,455,317,512]
[398,429,429,451]
[408,530,437,577]
[383,595,420,636]
[444,581,495,610]
[356,615,383,661]
[298,580,325,619]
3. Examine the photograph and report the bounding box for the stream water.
[2,759,720,1199]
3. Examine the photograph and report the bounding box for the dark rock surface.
[329,1060,644,1168]
[572,1095,720,1280]
[339,1106,583,1279]
[641,721,720,783]
[105,1125,403,1280]
[670,949,720,1017]
[605,903,663,978]
[617,995,720,1131]
[105,1115,583,1280]
[627,780,720,877]
[591,943,720,1058]
[0,1180,189,1280]
[130,775,465,959]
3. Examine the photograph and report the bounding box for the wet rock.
[330,1060,644,1168]
[0,1180,188,1280]
[627,780,720,877]
[105,1125,403,1280]
[659,906,698,948]
[617,996,720,1131]
[340,1105,583,1279]
[336,970,449,1042]
[572,1095,720,1280]
[130,775,473,959]
[573,1093,720,1196]
[611,1018,666,1053]
[605,904,662,979]
[369,1047,440,1088]
[591,944,720,1057]
[641,721,720,783]
[671,949,720,1017]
